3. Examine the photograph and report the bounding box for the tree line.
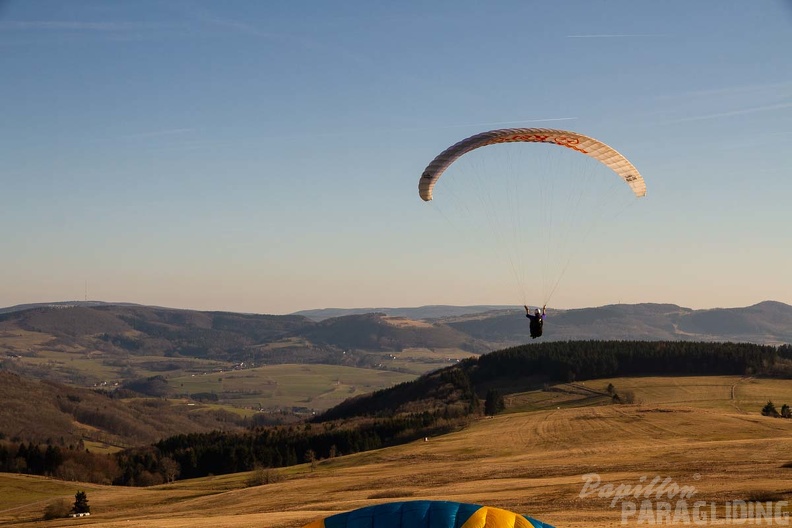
[1,340,788,485]
[319,340,781,421]
[0,440,120,484]
[471,340,778,384]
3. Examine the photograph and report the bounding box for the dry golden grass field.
[2,375,791,527]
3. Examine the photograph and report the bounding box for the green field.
[169,363,417,410]
[5,346,230,387]
[384,347,474,375]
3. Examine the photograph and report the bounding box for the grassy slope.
[2,375,791,528]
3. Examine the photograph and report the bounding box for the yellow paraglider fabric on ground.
[300,500,553,528]
[460,505,542,528]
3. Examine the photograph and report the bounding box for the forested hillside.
[4,340,784,486]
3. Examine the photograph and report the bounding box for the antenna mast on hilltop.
[85,280,88,302]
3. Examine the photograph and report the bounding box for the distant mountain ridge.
[2,300,791,346]
[296,301,792,345]
[442,301,792,345]
[292,305,514,321]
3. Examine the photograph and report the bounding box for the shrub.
[43,499,71,520]
[747,490,786,502]
[246,466,283,486]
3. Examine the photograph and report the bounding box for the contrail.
[120,128,196,140]
[567,34,669,38]
[653,80,792,101]
[662,102,792,124]
[0,20,173,31]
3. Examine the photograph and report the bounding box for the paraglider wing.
[419,128,646,201]
[301,500,553,528]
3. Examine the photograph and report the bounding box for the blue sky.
[1,1,790,314]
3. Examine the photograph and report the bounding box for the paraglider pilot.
[524,305,546,339]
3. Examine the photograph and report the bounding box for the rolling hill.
[441,301,792,345]
[1,300,790,450]
[0,299,789,397]
[0,371,253,448]
[0,303,486,390]
[2,374,791,527]
[2,301,790,366]
[292,305,514,321]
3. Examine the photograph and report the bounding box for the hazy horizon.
[2,297,789,317]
